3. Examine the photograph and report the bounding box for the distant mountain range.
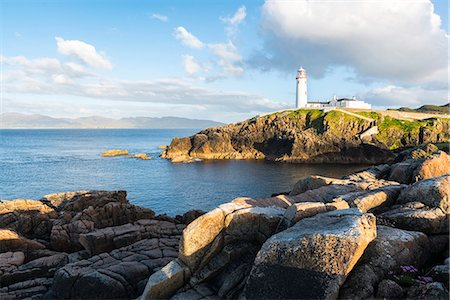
[0,113,225,129]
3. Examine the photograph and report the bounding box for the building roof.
[337,98,358,102]
[308,101,330,104]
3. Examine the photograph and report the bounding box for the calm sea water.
[1,129,369,215]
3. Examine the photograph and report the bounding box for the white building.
[295,68,371,109]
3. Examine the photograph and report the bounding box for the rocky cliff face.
[162,109,450,163]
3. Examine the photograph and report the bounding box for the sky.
[1,0,449,123]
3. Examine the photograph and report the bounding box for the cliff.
[161,109,450,163]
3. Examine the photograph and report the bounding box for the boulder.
[0,200,56,239]
[41,190,128,212]
[379,202,448,234]
[0,253,68,286]
[344,164,391,181]
[79,219,184,255]
[141,259,190,300]
[0,252,25,277]
[50,220,94,252]
[0,277,53,299]
[414,151,450,182]
[397,175,449,213]
[289,184,362,203]
[53,237,180,299]
[340,226,430,299]
[337,184,405,213]
[389,149,450,184]
[0,199,53,214]
[429,260,450,285]
[278,200,349,231]
[179,196,289,273]
[290,176,350,196]
[244,209,376,299]
[407,282,449,300]
[0,229,45,253]
[376,279,403,299]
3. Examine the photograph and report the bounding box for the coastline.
[1,143,449,299]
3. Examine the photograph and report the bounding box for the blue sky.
[1,0,448,122]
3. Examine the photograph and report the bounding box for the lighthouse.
[296,67,307,108]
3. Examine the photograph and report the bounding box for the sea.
[0,129,370,215]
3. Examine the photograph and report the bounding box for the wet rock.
[245,209,376,299]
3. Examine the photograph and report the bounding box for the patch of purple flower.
[400,265,418,273]
[415,276,433,285]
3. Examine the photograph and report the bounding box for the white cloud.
[174,27,205,49]
[150,13,168,22]
[55,37,113,69]
[253,0,448,86]
[3,52,283,115]
[221,6,247,37]
[182,55,202,75]
[208,41,244,77]
[221,6,246,25]
[52,74,75,85]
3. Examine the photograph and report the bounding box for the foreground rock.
[389,145,450,184]
[245,209,376,299]
[340,226,431,299]
[379,175,449,234]
[53,237,180,299]
[0,191,197,300]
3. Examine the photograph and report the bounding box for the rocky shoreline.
[1,144,449,299]
[161,109,449,164]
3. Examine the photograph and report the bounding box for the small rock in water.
[127,153,152,160]
[100,149,128,157]
[157,145,168,149]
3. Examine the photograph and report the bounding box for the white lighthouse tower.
[296,67,307,108]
